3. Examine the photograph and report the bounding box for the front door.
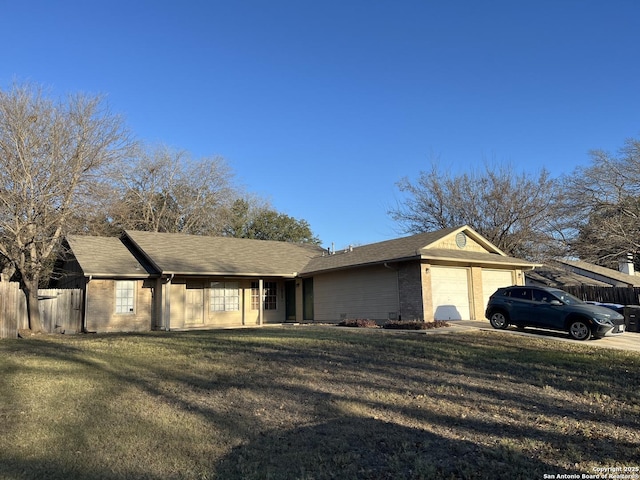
[303,278,314,321]
[285,280,296,321]
[186,282,204,324]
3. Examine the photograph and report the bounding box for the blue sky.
[2,1,639,248]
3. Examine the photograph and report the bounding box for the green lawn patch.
[1,327,638,479]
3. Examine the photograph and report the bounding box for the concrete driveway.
[451,320,640,353]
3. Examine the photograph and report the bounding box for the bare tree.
[105,144,238,235]
[0,83,132,331]
[390,161,564,260]
[563,137,640,267]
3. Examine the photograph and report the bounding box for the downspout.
[164,274,174,331]
[384,262,402,321]
[83,275,92,333]
[259,278,264,326]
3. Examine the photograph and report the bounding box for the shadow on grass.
[2,328,639,479]
[215,416,557,480]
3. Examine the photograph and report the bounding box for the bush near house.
[383,320,450,330]
[337,318,379,328]
[338,319,451,329]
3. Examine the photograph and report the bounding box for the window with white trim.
[210,281,240,311]
[251,281,277,310]
[115,281,135,314]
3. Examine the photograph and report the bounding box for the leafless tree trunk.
[0,83,132,331]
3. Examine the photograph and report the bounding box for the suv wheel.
[569,320,590,341]
[489,311,509,330]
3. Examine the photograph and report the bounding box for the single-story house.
[556,258,640,287]
[527,258,640,288]
[525,264,612,287]
[54,225,539,332]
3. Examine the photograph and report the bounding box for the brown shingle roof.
[66,235,152,277]
[557,259,640,287]
[300,226,538,274]
[66,226,539,280]
[525,264,612,287]
[124,230,325,276]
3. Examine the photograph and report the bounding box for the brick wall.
[397,261,425,321]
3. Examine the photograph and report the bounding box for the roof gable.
[66,235,153,277]
[124,230,325,277]
[427,226,507,255]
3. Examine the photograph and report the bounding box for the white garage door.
[431,267,470,320]
[481,269,514,312]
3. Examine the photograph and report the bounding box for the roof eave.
[300,255,423,276]
[84,273,157,279]
[420,253,541,270]
[161,271,299,278]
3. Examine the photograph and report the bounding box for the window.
[115,281,135,314]
[532,289,549,303]
[210,282,239,311]
[251,281,277,310]
[508,288,532,301]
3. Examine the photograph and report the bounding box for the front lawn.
[1,326,638,479]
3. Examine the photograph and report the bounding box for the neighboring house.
[526,257,640,288]
[527,258,640,288]
[54,226,539,332]
[525,263,612,288]
[556,258,640,287]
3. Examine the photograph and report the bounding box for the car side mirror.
[549,300,562,306]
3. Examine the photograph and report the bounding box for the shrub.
[337,318,379,328]
[383,320,450,330]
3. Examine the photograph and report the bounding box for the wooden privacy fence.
[564,285,640,305]
[0,282,83,338]
[0,282,25,339]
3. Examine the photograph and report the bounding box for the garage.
[431,266,471,320]
[481,269,514,313]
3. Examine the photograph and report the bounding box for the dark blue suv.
[485,286,626,340]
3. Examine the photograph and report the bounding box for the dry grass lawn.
[1,325,639,479]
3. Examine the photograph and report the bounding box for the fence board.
[38,289,83,334]
[0,283,83,338]
[0,282,21,339]
[564,285,640,305]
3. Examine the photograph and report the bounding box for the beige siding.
[86,279,153,332]
[169,281,186,329]
[313,265,399,322]
[470,266,484,321]
[433,235,487,253]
